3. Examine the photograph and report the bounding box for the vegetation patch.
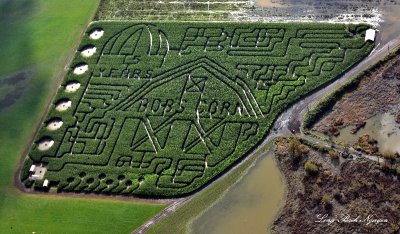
[304,47,400,132]
[21,21,373,196]
[353,134,379,154]
[273,137,400,234]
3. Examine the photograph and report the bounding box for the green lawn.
[0,193,163,234]
[0,1,165,233]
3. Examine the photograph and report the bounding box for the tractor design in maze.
[21,22,374,196]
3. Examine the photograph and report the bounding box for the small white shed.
[29,165,36,172]
[365,29,376,42]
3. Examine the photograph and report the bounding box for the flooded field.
[256,0,282,8]
[190,151,285,234]
[335,113,400,154]
[254,0,400,44]
[378,4,400,44]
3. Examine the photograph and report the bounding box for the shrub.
[320,194,333,209]
[391,224,399,233]
[304,161,319,175]
[320,194,332,205]
[354,134,379,154]
[316,177,322,185]
[328,150,339,159]
[288,136,309,161]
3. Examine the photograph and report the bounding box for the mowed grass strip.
[0,1,165,233]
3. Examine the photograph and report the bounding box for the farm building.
[365,29,376,42]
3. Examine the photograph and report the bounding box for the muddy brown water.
[334,113,400,154]
[379,4,400,45]
[190,151,285,234]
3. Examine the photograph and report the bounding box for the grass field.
[0,194,163,234]
[0,1,165,233]
[21,21,374,197]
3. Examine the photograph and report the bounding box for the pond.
[190,150,286,234]
[334,113,400,154]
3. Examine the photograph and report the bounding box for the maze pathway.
[20,22,374,196]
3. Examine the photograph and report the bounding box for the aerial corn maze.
[21,22,374,197]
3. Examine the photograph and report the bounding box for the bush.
[320,194,332,205]
[328,150,339,159]
[320,194,333,209]
[304,161,319,175]
[391,224,399,233]
[288,136,309,161]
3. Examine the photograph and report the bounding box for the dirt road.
[133,197,191,234]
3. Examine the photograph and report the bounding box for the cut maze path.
[20,22,373,198]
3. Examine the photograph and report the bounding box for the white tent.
[365,29,376,42]
[29,165,36,172]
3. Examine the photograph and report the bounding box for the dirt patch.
[272,138,400,234]
[0,70,31,112]
[312,54,400,136]
[288,118,301,134]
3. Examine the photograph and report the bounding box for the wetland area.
[191,151,285,234]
